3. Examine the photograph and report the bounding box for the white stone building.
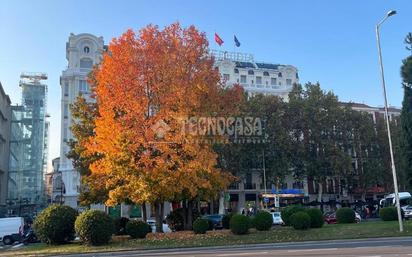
[59,33,105,208]
[211,50,299,100]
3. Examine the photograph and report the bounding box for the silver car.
[404,206,412,220]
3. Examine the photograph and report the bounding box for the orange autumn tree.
[85,23,233,232]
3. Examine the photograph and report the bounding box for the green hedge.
[253,211,273,231]
[305,208,324,228]
[281,205,305,226]
[290,211,311,230]
[33,205,77,245]
[379,207,398,221]
[193,218,209,234]
[336,207,355,224]
[75,210,114,245]
[222,213,233,229]
[125,220,152,239]
[114,217,130,235]
[230,214,250,235]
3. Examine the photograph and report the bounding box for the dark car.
[202,214,224,229]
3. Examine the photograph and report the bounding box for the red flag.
[214,33,224,46]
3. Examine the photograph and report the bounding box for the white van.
[0,217,24,245]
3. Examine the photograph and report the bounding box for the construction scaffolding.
[7,72,49,216]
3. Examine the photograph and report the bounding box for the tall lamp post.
[376,10,403,232]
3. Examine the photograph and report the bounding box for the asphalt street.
[47,237,412,257]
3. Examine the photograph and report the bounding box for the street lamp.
[376,10,403,232]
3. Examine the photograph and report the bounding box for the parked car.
[355,212,362,223]
[202,214,224,229]
[324,211,361,224]
[271,211,284,225]
[146,219,172,233]
[324,212,337,224]
[0,217,24,245]
[404,205,412,220]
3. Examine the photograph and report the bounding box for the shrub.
[305,208,324,228]
[336,207,355,223]
[229,214,250,235]
[166,209,184,231]
[222,213,233,229]
[248,216,255,229]
[166,208,200,231]
[379,207,398,221]
[114,217,130,235]
[33,205,77,245]
[193,218,209,234]
[75,209,114,245]
[253,211,273,231]
[281,205,305,226]
[125,220,152,239]
[290,211,311,230]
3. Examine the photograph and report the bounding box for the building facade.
[212,50,299,101]
[0,82,11,213]
[59,33,105,208]
[7,73,49,216]
[45,157,63,204]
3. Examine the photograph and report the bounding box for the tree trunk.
[142,202,147,222]
[318,182,323,212]
[197,200,201,214]
[218,192,225,214]
[186,200,194,230]
[154,202,164,233]
[182,200,189,230]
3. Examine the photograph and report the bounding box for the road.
[47,237,412,257]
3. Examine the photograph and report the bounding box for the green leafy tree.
[400,53,412,188]
[404,32,412,55]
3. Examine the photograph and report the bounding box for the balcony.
[244,183,257,190]
[228,183,240,190]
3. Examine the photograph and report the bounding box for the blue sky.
[1,0,411,167]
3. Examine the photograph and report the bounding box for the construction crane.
[20,72,48,83]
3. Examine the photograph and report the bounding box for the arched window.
[80,58,93,69]
[248,70,254,75]
[84,46,90,53]
[263,71,269,76]
[234,68,239,73]
[278,72,283,77]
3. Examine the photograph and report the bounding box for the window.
[63,104,69,118]
[80,58,93,69]
[271,77,277,85]
[79,80,89,93]
[223,74,230,81]
[240,75,247,83]
[63,127,68,141]
[256,76,262,84]
[64,83,69,96]
[248,70,254,75]
[286,79,292,86]
[278,72,283,77]
[234,68,239,73]
[296,73,299,79]
[84,46,90,53]
[263,71,269,76]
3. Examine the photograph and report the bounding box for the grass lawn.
[3,220,412,256]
